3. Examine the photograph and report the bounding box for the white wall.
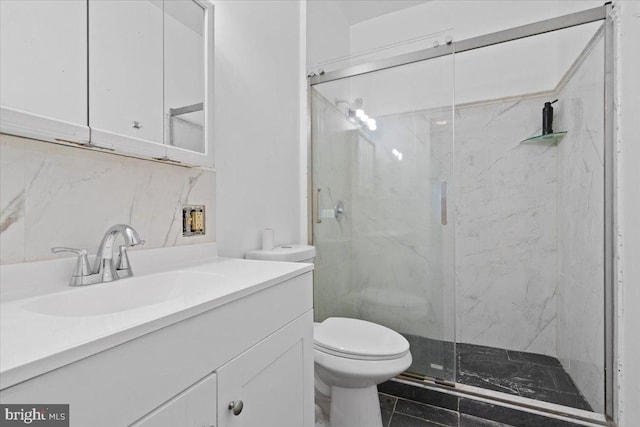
[214,0,304,258]
[306,0,350,72]
[615,2,640,425]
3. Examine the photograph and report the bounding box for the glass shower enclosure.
[309,4,613,422]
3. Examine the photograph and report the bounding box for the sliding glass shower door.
[309,6,612,420]
[311,50,456,382]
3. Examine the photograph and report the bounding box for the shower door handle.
[313,187,322,224]
[441,180,448,226]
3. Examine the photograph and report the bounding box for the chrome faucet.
[52,224,144,286]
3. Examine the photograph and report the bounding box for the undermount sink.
[23,270,223,317]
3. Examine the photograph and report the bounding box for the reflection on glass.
[164,0,205,153]
[311,53,456,383]
[169,108,204,153]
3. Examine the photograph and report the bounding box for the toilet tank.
[245,245,316,263]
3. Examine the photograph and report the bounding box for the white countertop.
[0,244,312,390]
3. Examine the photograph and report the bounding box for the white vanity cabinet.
[132,373,217,427]
[216,312,310,427]
[0,271,314,427]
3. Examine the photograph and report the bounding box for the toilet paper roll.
[262,228,274,250]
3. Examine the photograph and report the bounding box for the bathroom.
[0,1,638,427]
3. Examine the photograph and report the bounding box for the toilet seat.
[314,317,409,361]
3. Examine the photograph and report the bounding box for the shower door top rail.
[308,4,607,86]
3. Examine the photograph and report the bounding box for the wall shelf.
[520,131,567,145]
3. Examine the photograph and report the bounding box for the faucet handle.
[52,247,87,255]
[51,247,92,279]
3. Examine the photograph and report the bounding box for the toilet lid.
[314,317,409,360]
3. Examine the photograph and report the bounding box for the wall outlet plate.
[183,205,205,236]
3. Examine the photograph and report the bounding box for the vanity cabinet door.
[0,0,87,124]
[131,372,217,427]
[216,311,314,427]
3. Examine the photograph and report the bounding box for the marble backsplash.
[0,134,215,265]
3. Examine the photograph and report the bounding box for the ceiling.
[333,0,430,26]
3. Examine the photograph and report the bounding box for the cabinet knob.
[228,400,244,416]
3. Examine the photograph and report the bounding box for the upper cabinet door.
[164,0,205,154]
[163,0,214,167]
[89,0,164,145]
[0,0,87,124]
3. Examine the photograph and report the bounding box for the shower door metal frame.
[307,3,616,423]
[308,5,608,86]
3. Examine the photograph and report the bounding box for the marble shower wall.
[311,91,355,321]
[556,35,605,413]
[0,134,215,265]
[454,96,559,356]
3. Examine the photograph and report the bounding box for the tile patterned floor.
[403,335,593,411]
[379,380,590,427]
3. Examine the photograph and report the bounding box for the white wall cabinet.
[0,273,314,427]
[0,0,214,168]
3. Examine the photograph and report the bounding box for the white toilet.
[246,244,412,427]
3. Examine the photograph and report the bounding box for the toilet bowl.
[246,244,412,427]
[314,317,412,427]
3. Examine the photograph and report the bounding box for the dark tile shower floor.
[378,381,589,427]
[403,334,592,412]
